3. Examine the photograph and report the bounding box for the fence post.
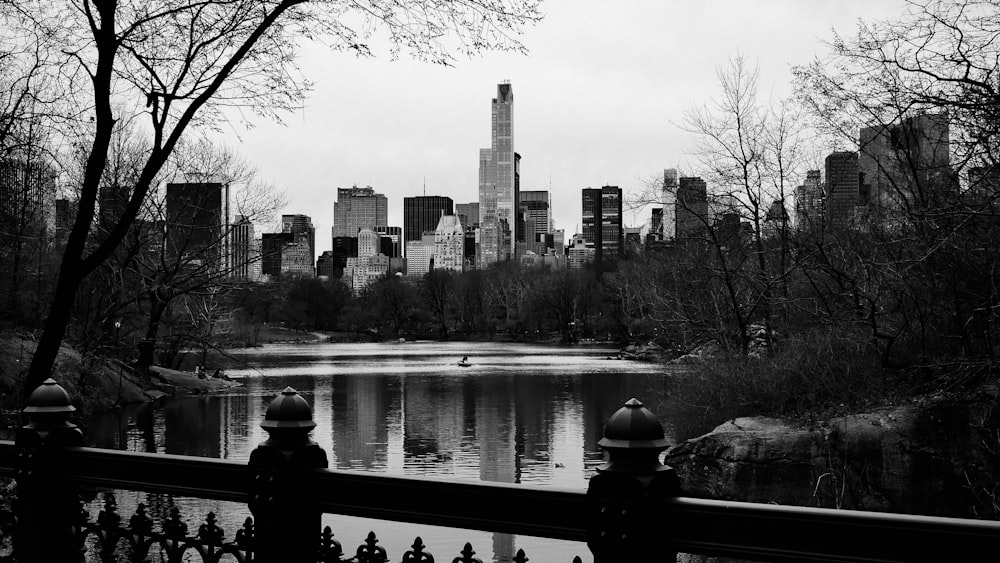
[586,398,679,562]
[14,378,86,563]
[248,386,328,562]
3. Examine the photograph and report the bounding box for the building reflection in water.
[85,352,668,563]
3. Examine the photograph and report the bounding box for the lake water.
[84,341,672,562]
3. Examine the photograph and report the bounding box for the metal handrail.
[2,440,998,561]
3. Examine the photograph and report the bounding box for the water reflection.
[85,342,671,562]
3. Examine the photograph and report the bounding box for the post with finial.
[248,387,329,562]
[586,398,679,562]
[14,378,86,563]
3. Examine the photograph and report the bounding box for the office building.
[332,185,387,239]
[860,113,953,214]
[0,159,57,244]
[582,186,623,261]
[375,226,402,258]
[825,152,860,227]
[567,234,594,270]
[456,202,480,230]
[282,214,315,267]
[165,181,229,268]
[260,232,293,277]
[676,177,708,240]
[403,195,453,244]
[520,190,551,255]
[230,214,256,280]
[478,82,516,266]
[405,232,436,277]
[795,170,824,228]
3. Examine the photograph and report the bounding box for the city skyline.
[209,0,907,255]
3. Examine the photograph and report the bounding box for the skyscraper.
[825,152,860,228]
[455,202,480,230]
[332,185,387,238]
[478,82,515,266]
[794,170,824,228]
[230,214,255,280]
[519,190,551,254]
[859,113,953,214]
[281,214,315,269]
[165,181,229,268]
[581,186,623,261]
[661,168,678,240]
[676,177,708,240]
[403,195,453,245]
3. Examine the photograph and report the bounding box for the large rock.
[664,386,1000,518]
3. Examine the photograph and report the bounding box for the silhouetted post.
[249,387,328,562]
[586,398,679,562]
[14,378,86,562]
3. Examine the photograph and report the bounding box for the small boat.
[457,357,472,367]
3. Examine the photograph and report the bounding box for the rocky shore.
[664,384,1000,519]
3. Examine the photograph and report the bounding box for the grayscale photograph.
[0,1,998,561]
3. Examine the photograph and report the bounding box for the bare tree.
[4,0,541,394]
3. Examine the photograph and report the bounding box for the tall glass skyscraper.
[478,82,515,266]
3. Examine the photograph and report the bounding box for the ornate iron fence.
[0,379,998,562]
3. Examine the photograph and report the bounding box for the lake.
[84,341,673,562]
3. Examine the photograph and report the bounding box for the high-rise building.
[456,202,479,230]
[165,181,228,268]
[825,152,860,227]
[403,195,453,245]
[230,214,256,280]
[567,233,594,270]
[281,214,315,268]
[434,215,465,272]
[795,170,824,228]
[520,190,551,253]
[375,226,402,258]
[581,186,623,261]
[405,232,436,277]
[859,113,953,214]
[478,82,515,266]
[332,185,387,239]
[676,177,708,240]
[260,232,293,277]
[661,168,678,240]
[281,234,315,278]
[343,228,388,292]
[0,159,57,245]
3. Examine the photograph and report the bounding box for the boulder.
[664,386,1000,518]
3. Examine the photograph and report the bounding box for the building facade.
[281,214,315,269]
[859,113,953,216]
[403,195,453,246]
[660,168,678,240]
[405,233,437,277]
[676,177,708,240]
[794,169,824,228]
[164,181,229,269]
[478,82,515,266]
[825,151,860,228]
[434,215,465,272]
[581,185,623,260]
[332,185,387,239]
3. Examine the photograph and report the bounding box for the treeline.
[228,264,626,345]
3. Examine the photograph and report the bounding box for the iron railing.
[1,380,998,562]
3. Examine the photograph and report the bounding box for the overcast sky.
[219,0,908,254]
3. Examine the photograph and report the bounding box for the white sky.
[218,0,908,254]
